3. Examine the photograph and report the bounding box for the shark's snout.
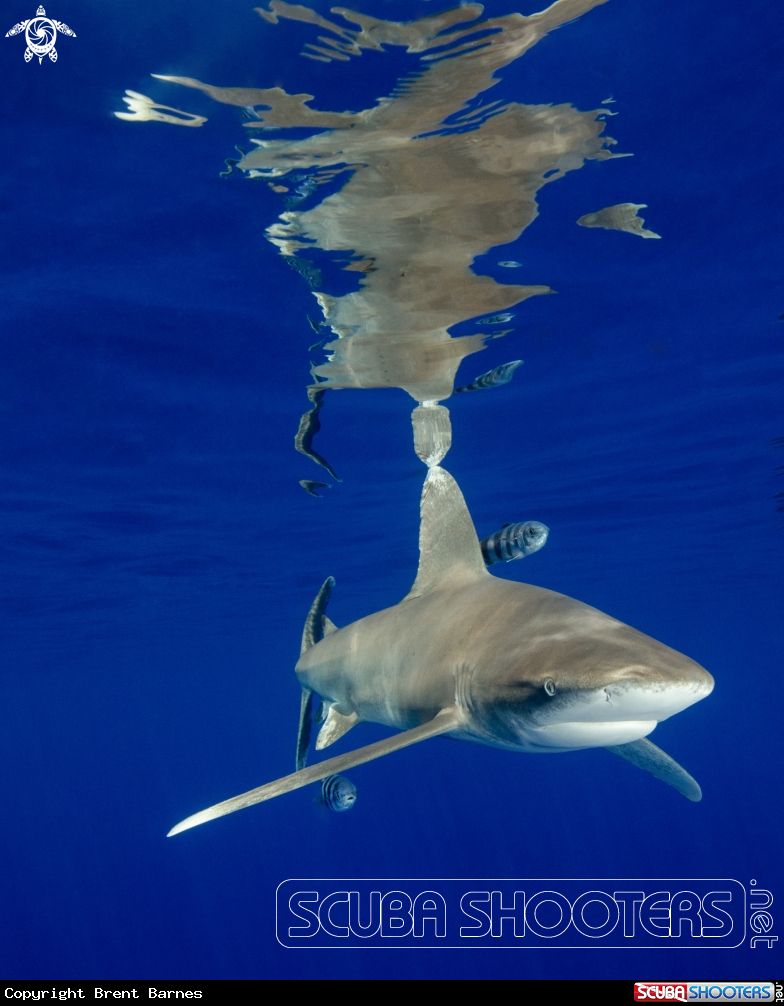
[600,667,714,721]
[523,656,714,752]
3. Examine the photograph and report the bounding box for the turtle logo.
[5,6,75,64]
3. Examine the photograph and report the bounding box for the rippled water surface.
[0,0,782,980]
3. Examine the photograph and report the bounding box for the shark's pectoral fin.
[605,738,702,802]
[295,687,314,772]
[300,577,335,655]
[168,708,462,836]
[296,578,340,770]
[315,705,360,750]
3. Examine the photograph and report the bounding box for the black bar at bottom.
[0,979,639,996]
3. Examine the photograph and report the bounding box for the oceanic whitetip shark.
[168,466,713,836]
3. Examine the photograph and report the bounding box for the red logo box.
[635,984,688,1002]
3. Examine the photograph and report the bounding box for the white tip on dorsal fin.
[404,466,489,600]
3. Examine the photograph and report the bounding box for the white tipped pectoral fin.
[605,738,702,802]
[315,706,359,749]
[168,708,462,836]
[404,466,489,600]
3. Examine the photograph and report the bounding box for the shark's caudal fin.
[296,577,337,771]
[168,708,462,836]
[404,466,489,600]
[605,738,702,802]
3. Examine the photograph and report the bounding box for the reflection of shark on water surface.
[168,464,713,836]
[577,202,661,239]
[153,0,629,403]
[294,386,340,481]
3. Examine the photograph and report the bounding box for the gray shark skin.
[297,466,712,755]
[168,466,712,836]
[300,576,712,754]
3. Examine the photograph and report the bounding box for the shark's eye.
[544,679,557,697]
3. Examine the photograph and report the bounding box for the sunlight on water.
[151,0,623,402]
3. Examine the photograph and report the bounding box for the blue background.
[0,0,781,980]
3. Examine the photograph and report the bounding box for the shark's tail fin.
[296,577,338,771]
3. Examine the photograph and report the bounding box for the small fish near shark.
[455,360,523,393]
[168,467,713,836]
[480,520,549,564]
[319,774,357,812]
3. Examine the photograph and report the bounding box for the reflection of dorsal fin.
[404,466,489,600]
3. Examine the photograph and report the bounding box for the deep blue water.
[0,0,782,981]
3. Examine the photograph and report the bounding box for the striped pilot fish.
[455,360,522,393]
[479,520,549,565]
[320,774,357,812]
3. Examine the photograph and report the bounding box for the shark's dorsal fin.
[404,466,489,600]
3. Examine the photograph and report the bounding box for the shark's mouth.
[518,678,714,752]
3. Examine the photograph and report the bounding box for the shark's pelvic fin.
[404,466,489,600]
[316,705,360,750]
[297,577,336,770]
[168,708,462,836]
[605,737,702,802]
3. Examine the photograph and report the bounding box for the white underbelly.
[521,718,657,752]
